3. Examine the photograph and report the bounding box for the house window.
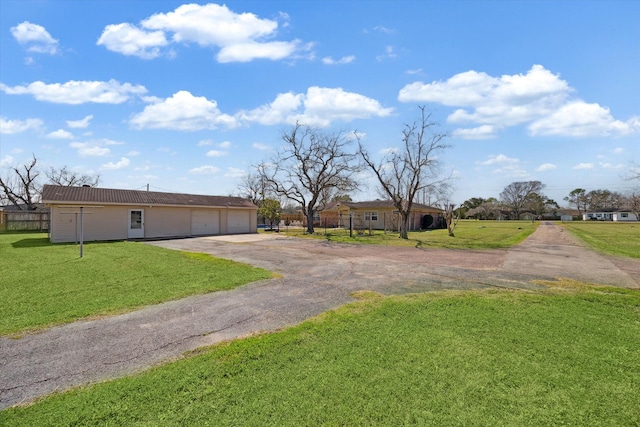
[364,211,378,221]
[621,212,628,218]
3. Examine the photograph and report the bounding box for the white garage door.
[191,210,220,235]
[227,210,251,234]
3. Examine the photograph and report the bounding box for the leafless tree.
[46,165,100,187]
[237,172,267,205]
[258,123,360,234]
[358,106,451,239]
[0,155,41,210]
[500,181,545,220]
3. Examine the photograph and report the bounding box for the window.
[621,212,628,218]
[364,211,378,221]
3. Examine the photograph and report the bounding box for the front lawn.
[562,222,640,258]
[3,283,639,425]
[279,220,538,249]
[0,233,271,336]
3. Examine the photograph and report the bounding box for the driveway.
[1,223,638,409]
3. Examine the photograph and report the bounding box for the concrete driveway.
[1,223,638,409]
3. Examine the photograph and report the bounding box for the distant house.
[583,210,638,222]
[321,200,443,231]
[42,185,257,243]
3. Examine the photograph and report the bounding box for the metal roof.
[42,185,256,208]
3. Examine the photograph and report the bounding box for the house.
[583,210,638,222]
[321,200,444,231]
[42,185,257,243]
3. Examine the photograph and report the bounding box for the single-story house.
[321,200,444,231]
[583,210,638,222]
[42,185,257,243]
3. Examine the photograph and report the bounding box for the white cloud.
[477,154,519,166]
[599,162,625,170]
[198,139,214,146]
[206,150,227,157]
[572,163,594,170]
[0,117,43,134]
[1,155,14,167]
[46,129,74,139]
[0,80,147,104]
[536,163,557,172]
[101,157,130,170]
[66,115,94,129]
[97,23,168,59]
[224,167,246,178]
[322,55,356,65]
[70,142,110,157]
[252,142,271,151]
[189,165,220,174]
[237,86,393,127]
[11,21,59,54]
[373,26,395,34]
[378,147,398,156]
[98,3,305,63]
[613,147,624,154]
[130,90,237,130]
[218,141,231,148]
[453,125,496,140]
[127,150,140,156]
[376,45,397,61]
[528,101,640,137]
[398,64,639,139]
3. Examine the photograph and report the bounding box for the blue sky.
[1,0,638,206]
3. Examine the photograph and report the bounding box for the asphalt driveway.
[1,222,638,409]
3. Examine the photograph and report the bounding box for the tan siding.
[49,205,128,243]
[145,207,191,238]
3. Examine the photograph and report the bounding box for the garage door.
[227,210,251,234]
[191,210,220,235]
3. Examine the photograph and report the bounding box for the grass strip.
[3,284,638,425]
[562,222,640,258]
[0,233,271,335]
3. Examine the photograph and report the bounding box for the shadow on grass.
[12,238,54,248]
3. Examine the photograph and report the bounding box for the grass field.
[276,220,539,249]
[3,283,638,425]
[562,222,640,258]
[0,233,271,336]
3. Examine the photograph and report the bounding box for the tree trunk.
[399,212,409,239]
[306,207,315,234]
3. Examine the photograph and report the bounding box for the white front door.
[128,209,144,238]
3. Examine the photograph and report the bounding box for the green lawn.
[0,233,271,336]
[278,220,538,249]
[3,283,638,425]
[562,222,640,258]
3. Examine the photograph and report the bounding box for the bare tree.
[564,188,588,216]
[46,165,100,187]
[258,123,360,234]
[0,155,41,210]
[358,106,451,239]
[237,172,267,205]
[500,181,545,220]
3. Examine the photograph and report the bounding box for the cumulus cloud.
[477,154,528,178]
[189,165,220,174]
[572,163,594,170]
[224,167,246,178]
[452,125,496,140]
[46,129,74,139]
[0,80,147,104]
[1,155,14,167]
[206,150,227,157]
[102,157,130,170]
[11,21,59,54]
[237,86,393,127]
[528,101,640,137]
[536,163,557,172]
[398,64,639,139]
[0,117,43,134]
[66,115,94,129]
[70,142,110,157]
[252,142,271,151]
[98,3,306,62]
[322,55,356,65]
[130,90,236,131]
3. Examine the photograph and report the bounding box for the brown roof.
[324,200,442,211]
[42,185,256,209]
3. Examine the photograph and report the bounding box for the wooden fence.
[0,210,49,232]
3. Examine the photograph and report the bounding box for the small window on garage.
[364,211,378,221]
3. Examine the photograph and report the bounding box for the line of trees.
[238,106,453,238]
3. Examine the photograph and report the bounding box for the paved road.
[1,223,637,409]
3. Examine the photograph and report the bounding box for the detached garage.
[42,185,257,243]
